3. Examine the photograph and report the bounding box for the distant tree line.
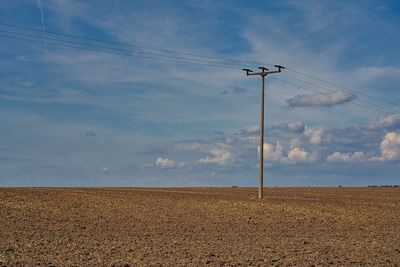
[367,185,400,187]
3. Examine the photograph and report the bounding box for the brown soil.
[1,187,399,266]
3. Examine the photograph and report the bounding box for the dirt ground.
[0,187,399,266]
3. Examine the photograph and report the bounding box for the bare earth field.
[1,187,399,266]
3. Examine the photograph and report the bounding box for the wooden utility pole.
[243,65,284,199]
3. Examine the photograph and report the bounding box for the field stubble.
[0,187,399,266]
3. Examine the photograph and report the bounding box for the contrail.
[36,0,47,58]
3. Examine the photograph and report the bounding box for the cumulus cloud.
[304,126,326,144]
[177,121,398,170]
[155,157,185,168]
[199,147,234,166]
[258,142,316,165]
[181,143,235,166]
[327,151,367,163]
[286,91,356,107]
[327,132,400,163]
[360,113,400,131]
[259,142,284,162]
[284,147,317,164]
[372,132,400,162]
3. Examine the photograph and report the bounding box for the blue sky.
[1,0,400,186]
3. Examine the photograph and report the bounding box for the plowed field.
[1,187,399,266]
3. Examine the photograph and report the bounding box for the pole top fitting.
[242,68,253,75]
[258,67,269,72]
[274,65,285,72]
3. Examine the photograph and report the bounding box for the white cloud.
[360,113,400,131]
[304,126,326,144]
[259,142,284,162]
[327,151,367,163]
[372,132,400,162]
[327,132,400,163]
[181,142,235,166]
[199,147,234,166]
[155,157,185,168]
[286,91,356,107]
[258,142,316,165]
[285,147,316,164]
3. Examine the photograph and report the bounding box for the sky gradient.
[1,0,400,187]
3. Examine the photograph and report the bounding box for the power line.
[285,67,400,109]
[281,74,400,114]
[276,77,391,114]
[1,22,399,115]
[1,21,398,111]
[0,34,394,115]
[0,34,238,70]
[0,21,268,67]
[0,28,244,68]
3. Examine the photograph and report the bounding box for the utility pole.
[243,65,284,199]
